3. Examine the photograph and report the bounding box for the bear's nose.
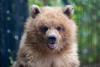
[48,36,56,44]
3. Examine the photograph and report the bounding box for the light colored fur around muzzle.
[46,29,61,43]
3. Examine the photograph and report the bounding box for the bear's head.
[25,5,77,54]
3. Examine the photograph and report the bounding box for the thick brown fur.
[14,6,80,67]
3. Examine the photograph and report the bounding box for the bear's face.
[25,5,77,53]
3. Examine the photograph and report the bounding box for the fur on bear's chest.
[29,57,66,67]
[27,55,75,67]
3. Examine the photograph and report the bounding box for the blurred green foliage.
[28,0,100,65]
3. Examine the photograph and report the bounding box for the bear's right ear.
[31,4,40,18]
[63,5,74,18]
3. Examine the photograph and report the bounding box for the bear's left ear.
[31,4,41,18]
[63,5,74,18]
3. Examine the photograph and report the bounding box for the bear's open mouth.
[48,44,57,49]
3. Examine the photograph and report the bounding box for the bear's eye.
[56,26,64,32]
[40,26,48,33]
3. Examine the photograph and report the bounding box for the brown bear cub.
[13,4,80,67]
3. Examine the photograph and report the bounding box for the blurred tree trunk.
[0,0,28,67]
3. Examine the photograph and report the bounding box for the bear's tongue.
[48,44,57,49]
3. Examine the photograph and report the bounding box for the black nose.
[48,36,56,44]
